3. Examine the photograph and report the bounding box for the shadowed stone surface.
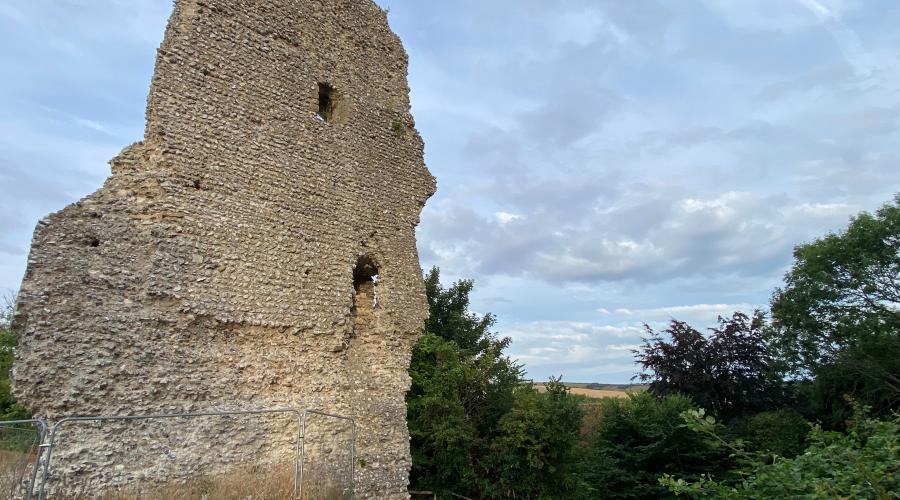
[12,0,434,497]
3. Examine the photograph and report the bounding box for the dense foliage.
[770,196,900,427]
[770,195,899,371]
[739,408,810,458]
[635,311,784,420]
[407,268,584,498]
[577,393,727,499]
[652,197,900,497]
[796,333,900,429]
[486,377,585,498]
[663,408,900,499]
[0,294,29,421]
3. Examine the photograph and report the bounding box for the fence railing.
[299,410,356,499]
[0,419,46,500]
[0,407,354,500]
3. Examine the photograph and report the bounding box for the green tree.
[408,269,587,498]
[422,267,522,429]
[770,195,899,369]
[485,377,585,499]
[796,336,900,429]
[407,268,523,497]
[577,393,728,499]
[770,196,900,424]
[0,292,29,421]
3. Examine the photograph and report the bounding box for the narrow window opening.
[317,82,336,122]
[352,256,379,335]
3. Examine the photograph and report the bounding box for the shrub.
[796,334,900,430]
[664,408,900,498]
[741,409,809,458]
[577,393,728,499]
[484,378,586,499]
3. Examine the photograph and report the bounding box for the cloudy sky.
[1,1,898,383]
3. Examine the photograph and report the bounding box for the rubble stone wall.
[12,0,434,497]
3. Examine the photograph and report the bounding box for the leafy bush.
[577,393,729,499]
[484,378,586,499]
[796,334,900,429]
[663,408,900,499]
[740,408,809,458]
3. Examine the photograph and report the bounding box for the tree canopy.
[407,268,584,498]
[769,196,900,424]
[770,195,900,372]
[635,311,784,420]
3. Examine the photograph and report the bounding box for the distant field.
[565,387,630,398]
[533,383,645,399]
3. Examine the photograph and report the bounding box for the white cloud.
[615,303,760,319]
[678,191,749,218]
[493,211,523,225]
[797,0,833,20]
[787,202,853,217]
[607,343,639,352]
[505,321,644,343]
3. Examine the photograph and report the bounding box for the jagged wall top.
[102,0,435,334]
[144,0,416,148]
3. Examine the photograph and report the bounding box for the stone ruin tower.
[12,0,434,497]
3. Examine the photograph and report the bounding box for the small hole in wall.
[353,256,378,290]
[317,82,337,122]
[88,237,100,248]
[193,180,202,190]
[352,256,379,311]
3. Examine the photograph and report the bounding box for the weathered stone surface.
[12,0,434,497]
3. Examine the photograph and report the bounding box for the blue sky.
[1,1,898,383]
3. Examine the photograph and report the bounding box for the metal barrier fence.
[299,410,356,499]
[0,419,46,500]
[0,407,355,499]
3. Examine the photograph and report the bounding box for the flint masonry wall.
[12,0,434,497]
